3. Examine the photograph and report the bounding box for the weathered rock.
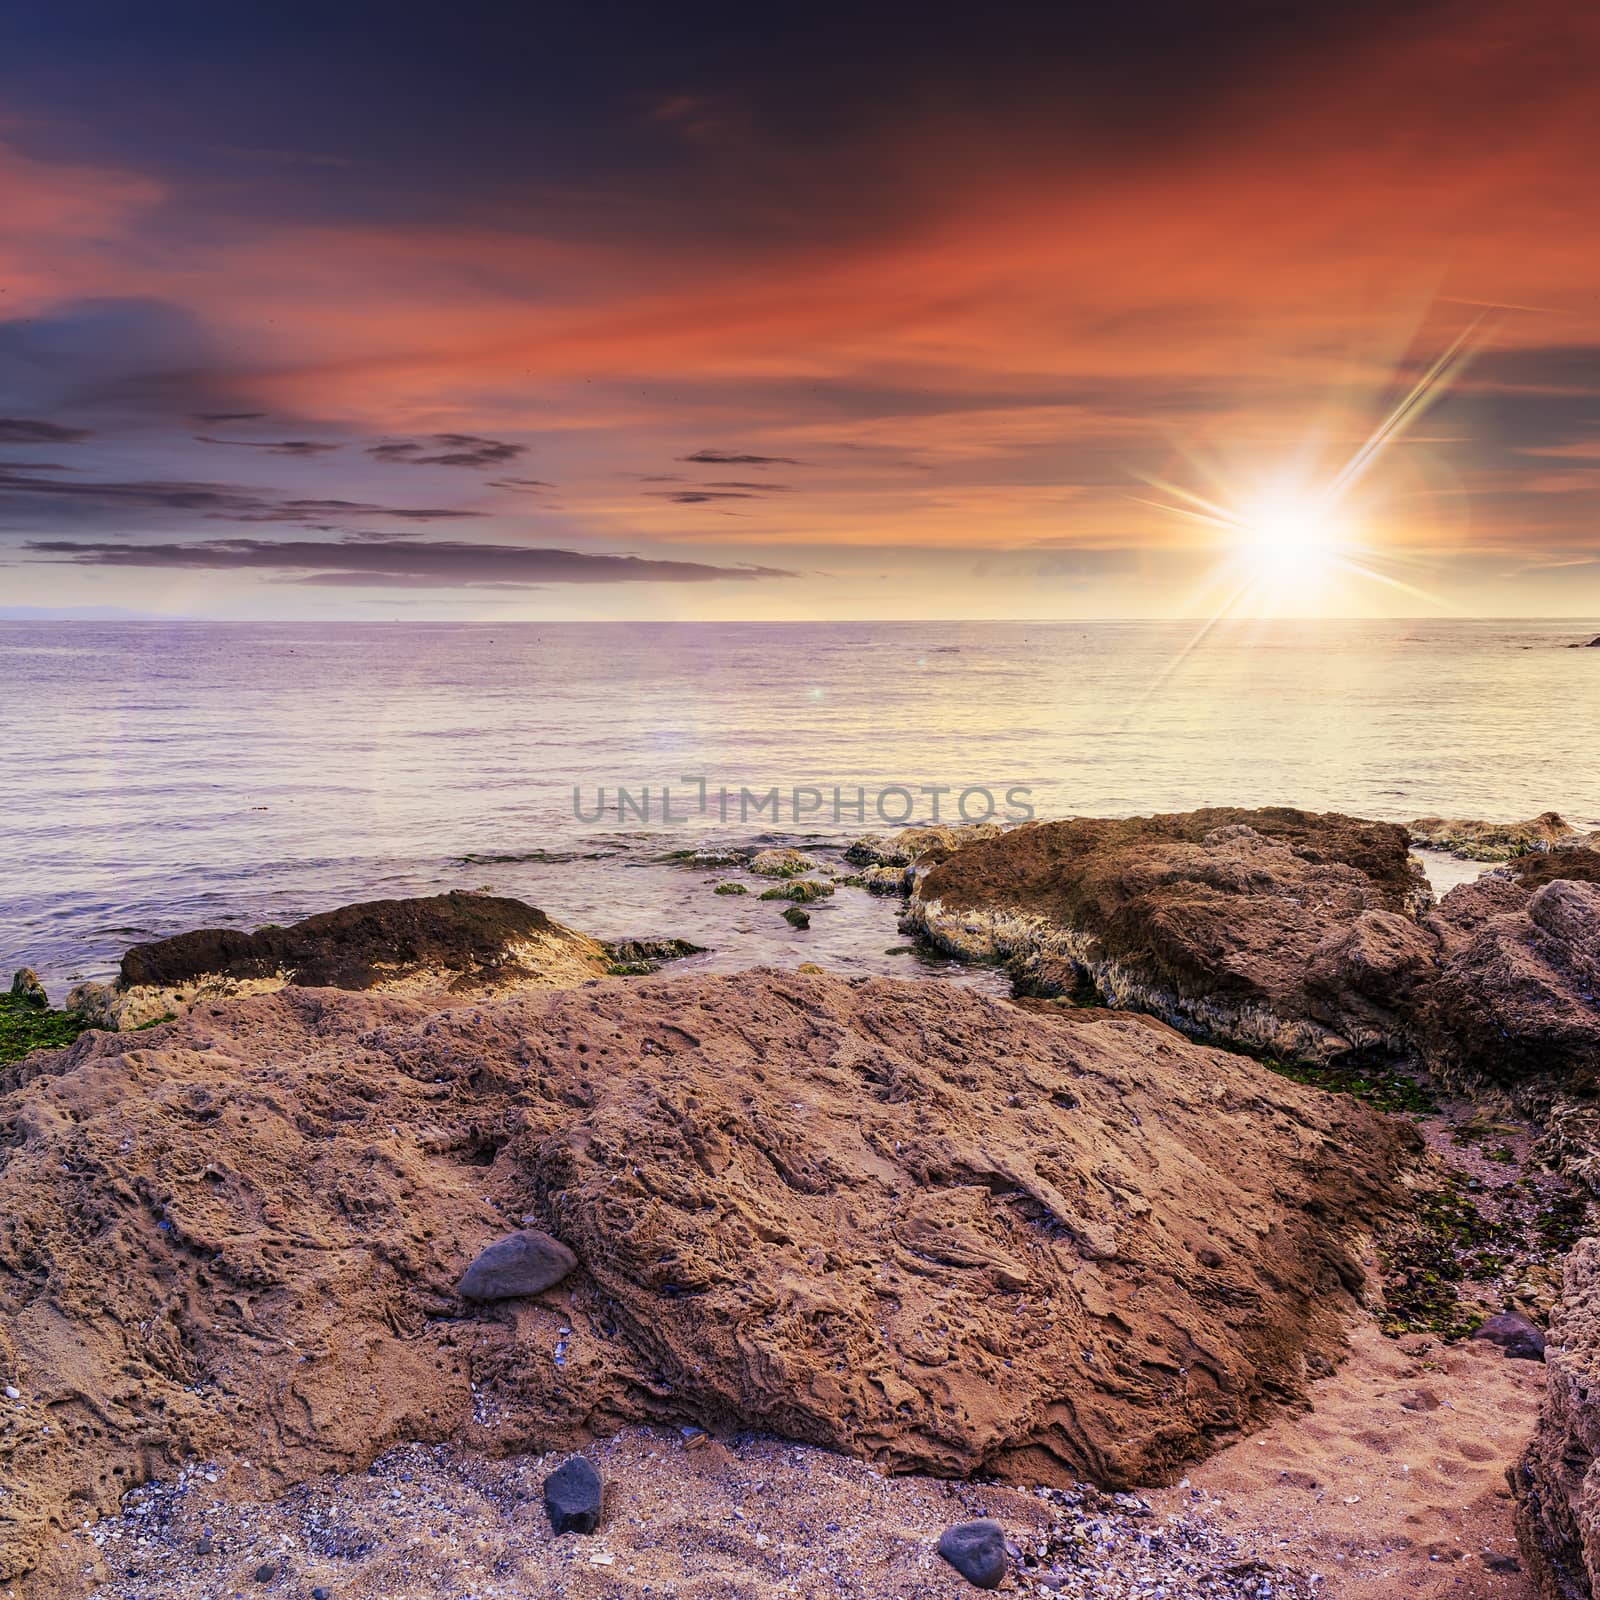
[861,864,912,896]
[603,937,705,975]
[844,824,1003,871]
[8,970,47,1008]
[911,808,1433,1063]
[1472,1310,1546,1361]
[1409,811,1590,862]
[0,968,1413,1588]
[542,1456,603,1535]
[458,1230,577,1301]
[781,905,811,928]
[937,1519,1008,1588]
[713,881,748,896]
[748,848,819,878]
[1515,1239,1600,1599]
[1418,876,1600,1094]
[758,879,833,903]
[64,893,612,1030]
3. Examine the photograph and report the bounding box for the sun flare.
[1234,491,1345,586]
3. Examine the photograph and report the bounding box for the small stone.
[1472,1310,1546,1361]
[1485,1552,1522,1572]
[782,906,810,929]
[543,1455,603,1536]
[937,1519,1008,1589]
[457,1229,577,1301]
[195,1537,215,1556]
[254,1561,276,1583]
[4,1385,19,1400]
[313,1587,333,1598]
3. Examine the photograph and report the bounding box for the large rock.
[1419,871,1600,1094]
[1515,1239,1600,1599]
[0,968,1413,1589]
[1409,811,1590,862]
[910,808,1434,1063]
[63,892,611,1029]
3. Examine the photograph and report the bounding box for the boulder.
[748,848,819,878]
[1417,876,1600,1094]
[781,905,810,928]
[8,970,47,1009]
[937,1520,1008,1588]
[1472,1310,1546,1362]
[64,893,613,1029]
[542,1456,603,1535]
[1515,1239,1600,1598]
[458,1230,577,1301]
[758,880,833,904]
[0,968,1412,1587]
[910,808,1433,1063]
[1409,811,1590,862]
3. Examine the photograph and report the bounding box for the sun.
[1233,490,1345,586]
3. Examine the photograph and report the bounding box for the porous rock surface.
[1516,1239,1600,1600]
[63,891,611,1029]
[0,967,1412,1588]
[909,808,1434,1063]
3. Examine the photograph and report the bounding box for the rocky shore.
[4,806,1600,1598]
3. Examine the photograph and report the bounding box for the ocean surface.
[3,617,1597,994]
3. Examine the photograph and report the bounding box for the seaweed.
[0,992,88,1062]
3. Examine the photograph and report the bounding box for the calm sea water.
[3,618,1597,993]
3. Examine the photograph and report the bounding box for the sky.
[1,0,1598,620]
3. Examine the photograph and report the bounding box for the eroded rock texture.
[0,968,1412,1589]
[909,808,1433,1063]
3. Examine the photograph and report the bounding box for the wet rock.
[543,1456,603,1535]
[604,937,706,974]
[254,1561,277,1583]
[8,970,47,1008]
[457,1229,577,1300]
[781,906,810,928]
[861,864,912,896]
[1471,1310,1546,1361]
[1409,811,1589,861]
[758,879,833,904]
[938,1519,1008,1588]
[748,848,819,878]
[713,882,748,896]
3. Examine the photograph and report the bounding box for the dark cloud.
[679,449,804,466]
[489,476,556,490]
[21,536,795,587]
[0,418,92,444]
[192,411,268,422]
[703,480,792,491]
[195,436,341,457]
[0,467,477,527]
[651,490,764,503]
[369,433,525,468]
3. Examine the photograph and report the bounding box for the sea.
[3,617,1597,995]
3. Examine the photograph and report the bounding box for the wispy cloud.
[195,436,341,457]
[22,535,796,586]
[0,418,92,444]
[369,433,525,468]
[0,467,477,526]
[679,449,803,467]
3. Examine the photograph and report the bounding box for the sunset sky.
[1,0,1598,620]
